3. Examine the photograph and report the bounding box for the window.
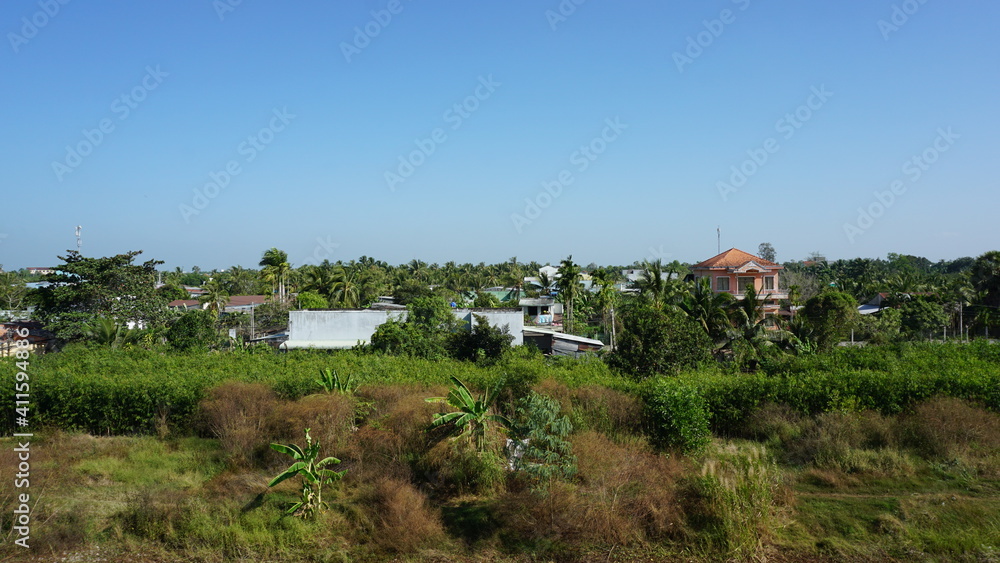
[738,276,755,291]
[764,276,775,290]
[716,277,730,291]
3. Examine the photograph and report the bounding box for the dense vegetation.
[3,342,1000,561]
[2,247,999,560]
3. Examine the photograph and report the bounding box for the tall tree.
[330,265,361,308]
[556,256,582,334]
[0,269,29,313]
[259,248,291,302]
[680,277,734,343]
[199,278,230,316]
[34,250,169,341]
[757,242,776,263]
[971,251,1000,330]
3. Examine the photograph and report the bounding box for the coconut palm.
[680,278,734,343]
[199,278,231,316]
[556,256,583,334]
[259,248,291,301]
[537,271,554,296]
[330,266,361,308]
[224,265,260,295]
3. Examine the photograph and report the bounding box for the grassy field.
[1,342,999,561]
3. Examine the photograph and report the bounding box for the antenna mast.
[717,226,720,254]
[75,226,82,253]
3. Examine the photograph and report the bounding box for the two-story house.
[690,248,787,318]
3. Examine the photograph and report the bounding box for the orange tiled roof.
[692,248,781,270]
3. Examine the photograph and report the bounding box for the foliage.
[800,290,859,351]
[34,250,169,341]
[427,376,511,452]
[295,291,327,310]
[268,428,346,518]
[370,297,464,359]
[448,314,513,364]
[757,242,776,263]
[0,269,30,312]
[316,368,356,395]
[473,292,502,308]
[370,318,447,359]
[556,255,583,334]
[83,318,141,349]
[509,392,577,489]
[166,309,218,351]
[259,247,291,302]
[856,307,902,345]
[643,377,711,454]
[609,302,712,379]
[198,278,230,316]
[898,298,949,338]
[157,283,189,302]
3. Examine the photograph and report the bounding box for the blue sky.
[2,0,997,270]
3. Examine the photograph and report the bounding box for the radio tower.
[75,226,82,253]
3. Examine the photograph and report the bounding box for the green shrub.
[166,309,218,351]
[643,378,711,454]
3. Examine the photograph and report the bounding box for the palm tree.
[199,278,230,316]
[726,285,794,367]
[680,278,734,343]
[634,259,672,308]
[971,251,1000,330]
[224,265,259,295]
[556,256,583,334]
[590,267,621,345]
[537,271,554,297]
[259,248,291,302]
[330,266,361,308]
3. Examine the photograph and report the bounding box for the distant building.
[523,327,604,358]
[691,248,787,317]
[519,297,563,327]
[282,308,524,350]
[26,267,56,276]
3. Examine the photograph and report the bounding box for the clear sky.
[2,1,997,270]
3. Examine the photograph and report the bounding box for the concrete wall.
[453,309,524,346]
[285,308,523,349]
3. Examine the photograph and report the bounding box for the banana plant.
[426,376,510,451]
[268,428,346,518]
[316,368,356,394]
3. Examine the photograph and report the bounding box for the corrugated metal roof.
[522,327,604,347]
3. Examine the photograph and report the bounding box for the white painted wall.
[285,308,523,349]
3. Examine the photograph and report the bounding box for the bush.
[359,477,446,553]
[684,442,781,557]
[448,314,513,365]
[643,379,711,454]
[265,393,356,465]
[166,310,218,351]
[197,382,278,465]
[898,397,1000,475]
[608,304,712,379]
[572,431,685,543]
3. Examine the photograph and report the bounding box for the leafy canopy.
[34,250,169,341]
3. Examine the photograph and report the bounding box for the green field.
[2,342,1000,561]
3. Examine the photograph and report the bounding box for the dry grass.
[359,477,447,554]
[494,430,686,554]
[197,382,278,466]
[572,430,686,543]
[265,392,356,462]
[534,379,644,439]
